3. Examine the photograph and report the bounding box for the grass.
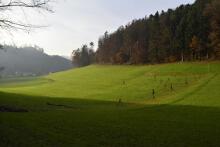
[0,61,220,146]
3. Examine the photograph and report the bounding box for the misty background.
[0,0,195,57]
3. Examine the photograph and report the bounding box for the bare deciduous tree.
[0,0,53,31]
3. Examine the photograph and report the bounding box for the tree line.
[72,0,220,66]
[72,42,95,67]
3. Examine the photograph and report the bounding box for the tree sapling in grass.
[170,83,174,91]
[117,98,123,106]
[152,89,155,99]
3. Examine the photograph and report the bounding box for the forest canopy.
[94,0,220,64]
[72,0,220,66]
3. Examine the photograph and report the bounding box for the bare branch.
[0,19,47,31]
[0,0,53,31]
[0,0,53,11]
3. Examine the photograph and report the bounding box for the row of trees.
[94,0,220,64]
[72,42,95,67]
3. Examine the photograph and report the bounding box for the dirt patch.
[0,106,28,112]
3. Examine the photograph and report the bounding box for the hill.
[0,45,73,77]
[94,0,220,64]
[0,62,220,146]
[1,62,219,104]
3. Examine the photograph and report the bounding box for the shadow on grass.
[1,91,220,147]
[0,91,139,112]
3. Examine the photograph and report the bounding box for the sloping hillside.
[0,62,220,147]
[1,62,219,105]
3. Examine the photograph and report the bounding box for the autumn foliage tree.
[72,43,95,67]
[95,0,220,64]
[190,36,202,60]
[204,0,220,59]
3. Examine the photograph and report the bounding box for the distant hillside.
[0,46,73,77]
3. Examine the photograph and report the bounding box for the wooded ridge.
[93,0,220,64]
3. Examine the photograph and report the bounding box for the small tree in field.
[170,83,174,91]
[152,89,155,99]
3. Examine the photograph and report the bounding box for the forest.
[73,0,220,65]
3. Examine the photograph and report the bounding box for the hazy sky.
[0,0,195,57]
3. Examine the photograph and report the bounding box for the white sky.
[0,0,195,57]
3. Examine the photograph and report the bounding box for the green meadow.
[0,62,220,147]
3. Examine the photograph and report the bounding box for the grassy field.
[0,62,220,146]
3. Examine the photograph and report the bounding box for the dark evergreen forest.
[73,0,220,66]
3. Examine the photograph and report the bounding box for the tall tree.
[72,44,95,67]
[204,0,220,59]
[189,36,201,60]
